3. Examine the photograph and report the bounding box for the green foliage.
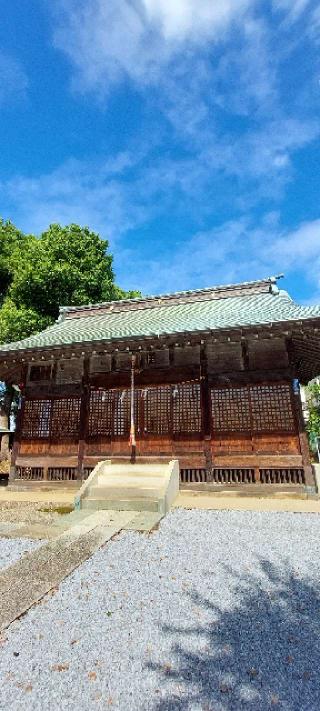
[0,219,27,305]
[112,285,141,301]
[9,224,116,319]
[0,299,52,345]
[0,220,140,344]
[306,382,320,452]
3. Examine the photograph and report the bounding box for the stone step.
[81,497,161,512]
[90,485,165,499]
[97,474,166,486]
[98,467,168,480]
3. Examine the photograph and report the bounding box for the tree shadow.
[148,558,320,710]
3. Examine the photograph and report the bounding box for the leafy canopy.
[306,382,320,454]
[0,220,140,345]
[0,219,28,305]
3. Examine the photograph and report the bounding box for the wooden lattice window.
[172,382,201,434]
[250,384,295,432]
[50,398,81,438]
[113,389,141,436]
[21,399,51,439]
[88,389,114,437]
[211,386,251,432]
[210,382,295,434]
[143,386,171,434]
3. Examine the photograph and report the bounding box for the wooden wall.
[13,336,313,487]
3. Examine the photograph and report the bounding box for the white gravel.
[0,538,41,572]
[1,509,320,710]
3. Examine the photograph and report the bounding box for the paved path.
[0,509,162,632]
[0,511,161,632]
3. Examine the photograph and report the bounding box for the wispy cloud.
[0,51,28,104]
[49,0,320,200]
[123,216,320,297]
[1,153,320,299]
[0,157,148,240]
[1,1,319,302]
[52,0,256,92]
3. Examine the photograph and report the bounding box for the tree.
[0,299,52,345]
[10,223,117,319]
[0,219,27,305]
[306,382,320,458]
[0,220,141,459]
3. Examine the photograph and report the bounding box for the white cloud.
[0,158,148,241]
[0,52,28,104]
[143,0,252,40]
[1,152,320,298]
[124,216,320,296]
[52,0,257,91]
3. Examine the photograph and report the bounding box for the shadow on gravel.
[149,559,320,710]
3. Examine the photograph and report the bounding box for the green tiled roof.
[1,285,320,354]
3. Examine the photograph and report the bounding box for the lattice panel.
[250,384,295,432]
[88,382,201,437]
[47,467,77,481]
[113,389,140,436]
[180,468,207,484]
[211,387,251,432]
[210,383,296,434]
[172,382,201,433]
[260,468,305,485]
[16,466,44,480]
[143,386,171,434]
[50,398,81,438]
[88,389,114,436]
[21,399,51,439]
[212,468,255,484]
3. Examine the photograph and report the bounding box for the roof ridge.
[59,275,283,317]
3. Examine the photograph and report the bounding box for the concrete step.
[98,467,168,480]
[90,485,165,499]
[97,474,166,486]
[81,497,162,512]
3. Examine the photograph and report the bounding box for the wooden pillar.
[10,398,24,481]
[200,342,212,478]
[77,356,90,480]
[10,364,28,481]
[293,383,314,488]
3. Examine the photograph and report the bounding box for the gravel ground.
[1,508,320,711]
[0,502,65,525]
[0,538,41,572]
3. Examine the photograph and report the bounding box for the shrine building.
[1,275,320,493]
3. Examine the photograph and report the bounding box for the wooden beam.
[77,355,90,480]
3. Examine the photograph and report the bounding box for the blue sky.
[0,1,320,302]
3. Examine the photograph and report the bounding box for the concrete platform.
[0,488,78,505]
[174,491,320,513]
